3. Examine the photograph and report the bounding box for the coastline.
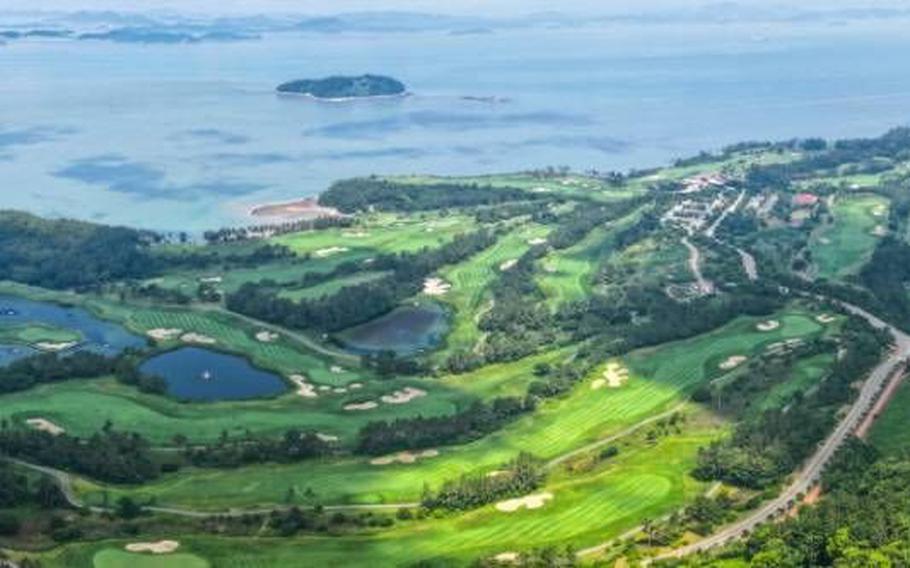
[248,197,344,220]
[275,91,411,103]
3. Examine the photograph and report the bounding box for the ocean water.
[2,19,910,231]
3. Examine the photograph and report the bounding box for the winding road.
[681,237,714,295]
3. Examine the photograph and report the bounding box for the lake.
[140,347,288,401]
[0,295,145,364]
[2,20,910,231]
[337,302,449,356]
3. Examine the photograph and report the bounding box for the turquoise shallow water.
[1,20,910,231]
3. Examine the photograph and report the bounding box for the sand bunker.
[288,374,317,398]
[528,237,548,246]
[34,341,77,352]
[719,355,748,370]
[819,237,832,245]
[816,314,837,324]
[495,492,554,513]
[147,328,182,341]
[348,382,363,390]
[26,418,65,436]
[314,246,349,258]
[316,433,339,442]
[872,205,887,217]
[494,552,519,563]
[601,361,629,388]
[380,387,427,404]
[344,401,378,411]
[499,259,518,271]
[330,365,345,374]
[872,225,887,237]
[767,338,804,355]
[756,320,781,332]
[180,333,216,345]
[370,449,438,466]
[531,186,551,193]
[125,541,180,554]
[333,387,348,394]
[255,330,279,343]
[423,277,452,296]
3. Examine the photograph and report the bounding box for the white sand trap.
[370,449,438,466]
[199,276,223,284]
[543,263,557,273]
[816,314,837,324]
[255,330,279,343]
[819,237,832,245]
[34,341,78,352]
[26,418,65,436]
[756,320,780,332]
[528,238,547,246]
[499,259,518,272]
[348,382,363,390]
[125,541,180,554]
[314,246,349,258]
[147,328,182,341]
[380,387,427,404]
[872,225,887,236]
[344,401,378,411]
[423,277,452,296]
[318,385,331,391]
[872,205,887,217]
[495,492,554,513]
[316,433,339,442]
[333,387,348,394]
[719,355,748,370]
[602,361,630,388]
[180,333,216,345]
[288,375,317,398]
[531,186,551,193]
[494,552,519,563]
[342,231,370,238]
[330,365,345,374]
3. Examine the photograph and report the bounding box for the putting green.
[811,193,889,279]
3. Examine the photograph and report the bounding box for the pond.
[0,295,145,365]
[140,347,288,401]
[336,302,449,356]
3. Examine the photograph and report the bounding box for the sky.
[4,0,909,17]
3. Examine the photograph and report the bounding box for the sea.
[2,18,910,231]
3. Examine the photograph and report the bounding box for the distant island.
[276,74,407,100]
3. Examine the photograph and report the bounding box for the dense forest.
[318,177,544,213]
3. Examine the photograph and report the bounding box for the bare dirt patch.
[499,259,518,271]
[380,387,427,404]
[344,401,378,411]
[756,319,780,332]
[147,328,183,341]
[125,541,180,554]
[423,277,452,296]
[719,355,748,370]
[26,418,65,436]
[288,374,317,398]
[495,492,554,512]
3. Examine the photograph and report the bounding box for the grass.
[433,222,549,358]
[0,323,82,345]
[92,549,209,568]
[387,173,644,202]
[273,212,477,259]
[74,310,823,510]
[278,271,390,301]
[870,378,910,455]
[754,353,835,412]
[810,193,889,280]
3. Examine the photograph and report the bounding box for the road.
[681,237,714,295]
[657,301,910,560]
[735,247,758,281]
[705,190,745,238]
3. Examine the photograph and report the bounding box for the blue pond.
[337,302,449,356]
[0,295,145,365]
[140,347,288,401]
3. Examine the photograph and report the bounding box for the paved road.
[657,301,910,560]
[681,237,714,295]
[705,190,745,238]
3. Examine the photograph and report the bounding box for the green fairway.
[0,323,82,346]
[434,221,549,358]
[75,310,823,510]
[869,379,910,455]
[755,353,835,412]
[92,549,209,568]
[278,270,390,301]
[810,193,889,279]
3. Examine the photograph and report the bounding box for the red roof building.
[793,192,820,207]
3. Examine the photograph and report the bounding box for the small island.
[276,74,407,100]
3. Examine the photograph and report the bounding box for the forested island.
[276,74,407,99]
